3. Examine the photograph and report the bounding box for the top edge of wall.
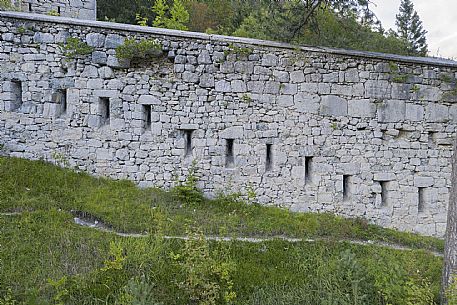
[1,11,457,69]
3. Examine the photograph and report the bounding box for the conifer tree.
[395,0,428,56]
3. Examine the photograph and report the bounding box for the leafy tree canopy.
[0,0,17,10]
[97,0,427,56]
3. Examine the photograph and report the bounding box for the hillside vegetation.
[0,157,445,304]
[97,0,424,56]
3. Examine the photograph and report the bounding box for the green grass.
[0,157,446,304]
[0,157,444,252]
[0,210,443,304]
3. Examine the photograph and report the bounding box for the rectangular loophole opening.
[225,139,235,168]
[182,129,194,158]
[343,175,351,201]
[57,6,61,14]
[418,187,425,213]
[11,80,23,111]
[380,181,388,207]
[99,97,110,126]
[428,131,437,145]
[265,144,273,171]
[304,156,313,185]
[28,3,32,11]
[143,105,152,131]
[58,89,67,116]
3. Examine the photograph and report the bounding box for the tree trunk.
[442,137,457,304]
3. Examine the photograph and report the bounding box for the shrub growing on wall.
[115,38,163,61]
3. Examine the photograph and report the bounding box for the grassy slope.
[0,157,445,304]
[0,157,444,252]
[0,211,443,304]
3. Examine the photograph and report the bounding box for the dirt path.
[72,214,445,257]
[1,211,443,257]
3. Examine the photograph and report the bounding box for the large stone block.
[262,54,278,67]
[391,83,411,100]
[450,105,457,123]
[414,177,434,187]
[281,84,297,95]
[348,99,376,118]
[294,93,320,113]
[105,34,125,49]
[139,95,161,105]
[215,80,232,92]
[273,71,289,82]
[107,55,130,69]
[364,80,391,99]
[92,51,108,65]
[344,69,360,83]
[425,103,449,123]
[220,126,244,138]
[374,173,396,181]
[86,33,105,48]
[405,104,424,121]
[322,72,339,83]
[231,80,247,93]
[419,85,441,102]
[199,74,215,88]
[197,50,212,64]
[248,81,265,94]
[290,71,305,83]
[264,81,280,94]
[182,72,199,83]
[320,95,348,116]
[94,90,119,98]
[278,95,293,107]
[33,32,54,44]
[378,100,405,122]
[234,62,254,74]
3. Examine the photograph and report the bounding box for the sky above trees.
[370,0,457,59]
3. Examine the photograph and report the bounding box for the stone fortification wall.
[1,12,457,236]
[9,0,96,20]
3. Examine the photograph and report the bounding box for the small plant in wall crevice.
[47,9,60,16]
[224,43,253,58]
[59,37,94,60]
[388,61,411,83]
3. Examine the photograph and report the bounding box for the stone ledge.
[1,11,457,68]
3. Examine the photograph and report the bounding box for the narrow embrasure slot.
[225,139,235,168]
[343,175,351,201]
[418,187,425,213]
[183,129,194,157]
[12,80,22,111]
[143,105,152,131]
[265,144,273,171]
[304,156,313,185]
[58,89,67,116]
[380,181,388,207]
[100,97,110,125]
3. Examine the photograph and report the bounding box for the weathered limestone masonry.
[10,0,96,20]
[1,12,457,237]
